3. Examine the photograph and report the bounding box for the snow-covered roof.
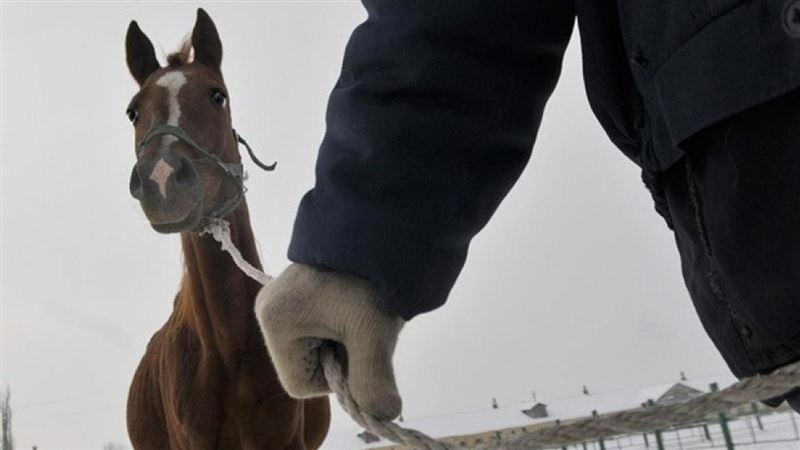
[321,373,737,449]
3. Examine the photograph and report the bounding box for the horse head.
[125,9,245,233]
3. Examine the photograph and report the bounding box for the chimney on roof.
[582,385,590,395]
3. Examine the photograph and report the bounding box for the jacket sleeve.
[288,0,575,320]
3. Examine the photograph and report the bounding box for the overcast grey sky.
[1,2,733,449]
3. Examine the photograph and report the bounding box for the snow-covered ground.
[323,410,800,449]
[322,373,799,450]
[562,412,800,450]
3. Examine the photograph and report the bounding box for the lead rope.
[200,218,451,450]
[201,218,272,285]
[202,218,800,450]
[320,344,453,450]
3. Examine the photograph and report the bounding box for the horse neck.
[178,199,264,361]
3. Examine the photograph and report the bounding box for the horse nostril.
[129,165,144,200]
[173,156,196,185]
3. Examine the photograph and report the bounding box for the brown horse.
[124,9,330,449]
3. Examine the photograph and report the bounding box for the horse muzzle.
[129,151,203,233]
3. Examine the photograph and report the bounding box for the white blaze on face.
[149,71,187,198]
[156,70,187,126]
[150,159,174,198]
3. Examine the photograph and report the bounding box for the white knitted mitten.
[255,263,404,420]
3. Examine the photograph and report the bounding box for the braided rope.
[320,346,454,450]
[205,219,800,450]
[201,218,272,285]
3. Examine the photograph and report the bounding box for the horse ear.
[126,21,161,86]
[192,9,222,72]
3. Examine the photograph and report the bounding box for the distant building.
[522,402,549,419]
[655,383,704,405]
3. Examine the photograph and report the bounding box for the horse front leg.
[127,334,171,450]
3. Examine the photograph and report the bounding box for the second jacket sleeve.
[288,0,576,320]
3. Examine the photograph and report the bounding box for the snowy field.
[560,411,800,450]
[323,372,800,450]
[322,409,800,449]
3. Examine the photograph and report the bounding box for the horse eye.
[211,91,227,107]
[126,107,138,124]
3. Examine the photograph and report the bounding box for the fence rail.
[320,349,800,450]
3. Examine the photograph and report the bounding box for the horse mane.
[166,37,192,67]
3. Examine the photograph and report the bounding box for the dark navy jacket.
[289,1,800,379]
